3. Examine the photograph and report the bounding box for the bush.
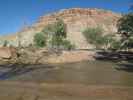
[83,27,120,50]
[61,40,75,50]
[49,38,75,50]
[111,41,121,50]
[50,35,63,48]
[83,27,104,48]
[3,40,9,47]
[34,32,46,47]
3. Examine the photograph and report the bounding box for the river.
[0,60,132,86]
[0,61,133,100]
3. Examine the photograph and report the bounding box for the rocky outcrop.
[0,47,17,59]
[0,47,12,59]
[0,47,17,64]
[1,8,121,49]
[43,51,95,64]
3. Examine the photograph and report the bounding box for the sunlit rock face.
[2,8,121,49]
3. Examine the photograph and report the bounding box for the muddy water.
[0,61,133,100]
[0,61,132,86]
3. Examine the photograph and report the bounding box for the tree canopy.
[117,13,133,37]
[117,13,133,50]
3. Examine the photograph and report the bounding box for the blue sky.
[0,0,132,35]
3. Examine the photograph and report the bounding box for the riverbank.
[0,57,133,99]
[0,47,96,65]
[43,50,95,64]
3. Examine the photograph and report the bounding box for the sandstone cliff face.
[2,8,121,49]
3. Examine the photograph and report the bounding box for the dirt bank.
[17,48,96,64]
[41,50,95,64]
[0,47,95,64]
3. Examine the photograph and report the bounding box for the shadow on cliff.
[0,63,54,80]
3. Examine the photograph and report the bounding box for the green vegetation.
[117,13,133,50]
[111,40,121,50]
[117,13,133,37]
[48,19,67,48]
[34,32,46,47]
[61,40,75,50]
[34,18,74,50]
[3,40,9,47]
[53,18,67,38]
[82,27,103,48]
[83,27,121,50]
[42,19,67,38]
[82,13,133,51]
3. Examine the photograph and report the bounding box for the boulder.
[0,47,17,59]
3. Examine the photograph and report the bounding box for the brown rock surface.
[44,51,95,64]
[0,47,17,64]
[0,47,16,59]
[17,48,95,64]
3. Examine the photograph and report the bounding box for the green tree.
[117,13,133,50]
[54,18,67,38]
[42,19,67,38]
[51,19,67,48]
[117,13,133,37]
[34,32,46,47]
[41,18,74,50]
[42,18,71,49]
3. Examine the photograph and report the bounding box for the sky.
[0,0,132,35]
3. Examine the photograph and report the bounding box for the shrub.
[111,41,121,50]
[34,32,46,47]
[83,27,121,50]
[83,27,104,48]
[50,35,63,48]
[61,40,75,50]
[3,40,9,47]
